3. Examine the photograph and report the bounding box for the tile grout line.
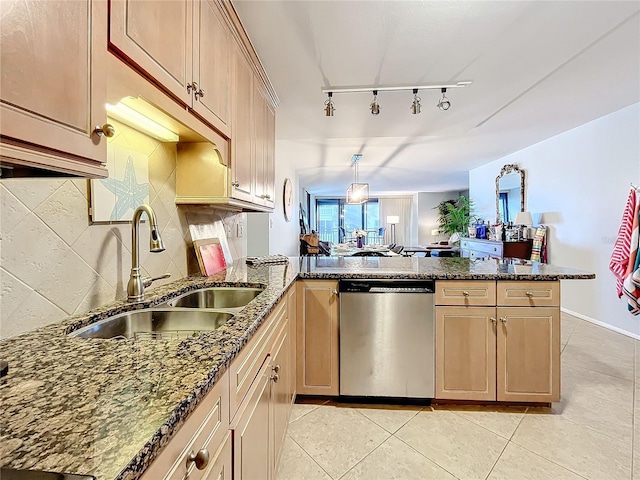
[332,432,392,480]
[390,424,461,480]
[284,433,336,480]
[507,408,589,480]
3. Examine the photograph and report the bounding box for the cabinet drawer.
[201,432,232,480]
[435,281,496,306]
[229,301,286,421]
[140,371,229,480]
[461,240,503,256]
[497,281,560,307]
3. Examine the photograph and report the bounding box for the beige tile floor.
[277,313,639,480]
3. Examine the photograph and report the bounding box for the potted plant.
[434,196,477,239]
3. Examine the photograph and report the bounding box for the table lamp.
[387,216,399,244]
[514,211,533,239]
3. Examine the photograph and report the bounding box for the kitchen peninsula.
[0,257,594,480]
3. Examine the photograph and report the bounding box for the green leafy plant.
[434,196,477,236]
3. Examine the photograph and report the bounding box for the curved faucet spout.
[127,204,168,302]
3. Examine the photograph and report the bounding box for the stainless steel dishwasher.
[339,279,435,398]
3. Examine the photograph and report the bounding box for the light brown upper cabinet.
[109,0,231,136]
[0,0,108,177]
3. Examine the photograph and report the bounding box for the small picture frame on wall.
[193,238,227,276]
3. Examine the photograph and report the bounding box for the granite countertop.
[297,256,596,280]
[0,257,594,479]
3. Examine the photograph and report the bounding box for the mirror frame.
[495,164,525,223]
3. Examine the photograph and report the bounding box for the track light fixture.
[437,88,451,111]
[321,81,469,116]
[411,88,421,115]
[324,92,335,116]
[370,90,380,115]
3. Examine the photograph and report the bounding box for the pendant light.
[346,154,369,204]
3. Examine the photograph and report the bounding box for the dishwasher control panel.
[339,279,435,293]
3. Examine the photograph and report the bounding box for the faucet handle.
[143,273,171,288]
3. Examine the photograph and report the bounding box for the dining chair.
[375,227,386,244]
[391,245,404,254]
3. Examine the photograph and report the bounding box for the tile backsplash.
[0,124,244,339]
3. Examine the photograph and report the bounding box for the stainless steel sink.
[69,308,233,340]
[167,287,263,309]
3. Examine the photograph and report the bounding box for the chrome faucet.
[127,204,170,302]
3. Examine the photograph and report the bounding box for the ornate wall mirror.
[495,164,525,223]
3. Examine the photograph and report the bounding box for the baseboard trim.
[561,307,640,340]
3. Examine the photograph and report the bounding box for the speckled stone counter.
[0,257,593,479]
[297,256,595,280]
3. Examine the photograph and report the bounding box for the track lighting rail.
[321,81,471,94]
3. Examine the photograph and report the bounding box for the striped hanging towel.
[531,226,547,263]
[623,208,640,314]
[610,189,637,297]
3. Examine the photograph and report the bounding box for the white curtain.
[379,197,413,246]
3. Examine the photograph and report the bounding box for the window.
[316,199,379,244]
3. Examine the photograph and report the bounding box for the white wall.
[269,140,304,255]
[470,103,640,336]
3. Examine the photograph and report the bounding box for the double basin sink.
[70,287,263,340]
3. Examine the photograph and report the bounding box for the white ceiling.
[233,1,640,196]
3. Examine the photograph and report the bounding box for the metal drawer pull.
[271,373,280,383]
[232,181,240,187]
[333,289,338,295]
[525,291,534,297]
[500,317,507,324]
[186,448,210,470]
[273,364,281,373]
[462,291,469,296]
[490,317,497,324]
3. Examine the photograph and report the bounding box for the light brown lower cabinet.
[230,286,295,480]
[140,370,230,480]
[296,280,339,395]
[435,284,560,403]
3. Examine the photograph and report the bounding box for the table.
[402,244,459,256]
[331,245,398,257]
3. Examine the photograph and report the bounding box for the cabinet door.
[264,102,276,208]
[435,306,496,401]
[202,432,232,480]
[270,321,290,476]
[233,361,271,480]
[109,0,193,107]
[496,307,560,402]
[252,83,267,204]
[0,0,108,171]
[287,285,297,406]
[296,280,339,395]
[231,45,254,202]
[193,0,230,134]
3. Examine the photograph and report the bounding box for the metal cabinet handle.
[525,291,534,297]
[186,448,210,470]
[273,364,281,373]
[462,291,469,296]
[94,124,115,138]
[271,373,280,383]
[232,181,240,188]
[490,317,497,324]
[195,87,205,99]
[500,317,507,324]
[332,289,338,295]
[187,82,199,94]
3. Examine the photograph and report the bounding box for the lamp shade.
[514,211,533,226]
[386,215,399,225]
